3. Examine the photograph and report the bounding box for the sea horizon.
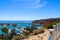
[0,20,33,24]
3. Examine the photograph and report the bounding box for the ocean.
[0,21,41,35]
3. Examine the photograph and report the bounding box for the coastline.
[23,29,49,40]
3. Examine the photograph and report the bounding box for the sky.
[0,0,60,20]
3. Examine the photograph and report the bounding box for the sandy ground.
[23,30,49,40]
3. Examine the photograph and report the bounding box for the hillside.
[32,18,60,25]
[23,29,49,40]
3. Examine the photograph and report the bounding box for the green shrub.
[45,21,60,29]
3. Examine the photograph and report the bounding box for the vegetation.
[1,27,8,33]
[44,21,60,29]
[24,26,38,36]
[0,22,45,40]
[32,27,45,35]
[32,18,60,25]
[1,18,60,40]
[32,18,60,29]
[23,26,45,36]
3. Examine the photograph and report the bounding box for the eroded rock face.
[23,30,49,40]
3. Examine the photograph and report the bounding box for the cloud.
[34,1,48,8]
[10,0,48,8]
[25,0,48,8]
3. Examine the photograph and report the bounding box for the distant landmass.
[32,17,60,25]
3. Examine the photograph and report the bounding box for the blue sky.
[0,0,60,20]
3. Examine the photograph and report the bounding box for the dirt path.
[23,30,49,40]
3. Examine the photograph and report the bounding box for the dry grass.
[31,27,45,35]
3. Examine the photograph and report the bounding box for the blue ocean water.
[0,21,41,35]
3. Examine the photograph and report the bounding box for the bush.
[45,25,53,29]
[32,29,40,35]
[45,21,60,29]
[23,31,30,36]
[24,26,38,33]
[32,28,45,35]
[39,28,45,34]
